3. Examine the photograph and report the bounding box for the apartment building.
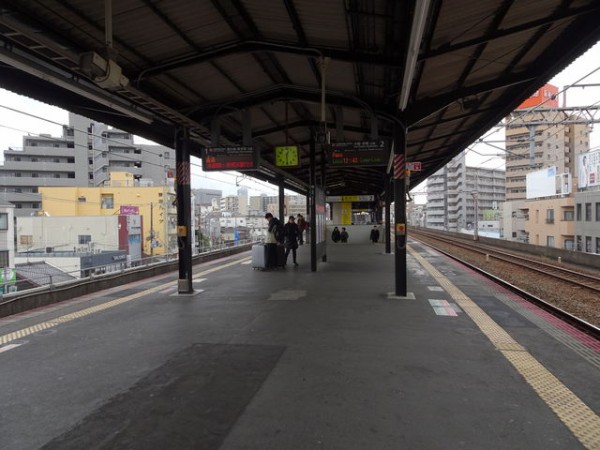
[0,112,175,217]
[502,84,592,246]
[426,152,505,232]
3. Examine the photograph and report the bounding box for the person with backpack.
[264,213,284,269]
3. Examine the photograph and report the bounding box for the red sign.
[120,205,139,215]
[406,161,422,171]
[203,146,258,171]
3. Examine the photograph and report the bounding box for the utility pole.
[150,202,154,256]
[472,191,479,241]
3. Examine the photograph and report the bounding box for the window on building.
[546,236,555,247]
[54,174,60,178]
[101,194,114,209]
[78,196,86,202]
[54,158,60,163]
[546,209,554,224]
[32,173,38,178]
[596,238,600,254]
[596,202,600,221]
[585,203,592,221]
[576,235,582,251]
[564,239,574,251]
[576,203,582,221]
[68,173,75,178]
[585,236,592,253]
[67,157,75,163]
[78,235,92,245]
[0,250,8,268]
[0,213,8,230]
[563,210,574,221]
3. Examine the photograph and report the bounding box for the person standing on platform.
[331,226,341,243]
[283,216,300,266]
[296,214,307,245]
[340,227,349,243]
[264,213,282,269]
[370,226,380,244]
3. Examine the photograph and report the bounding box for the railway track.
[410,229,600,338]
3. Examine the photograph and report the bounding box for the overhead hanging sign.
[202,146,258,171]
[327,141,389,167]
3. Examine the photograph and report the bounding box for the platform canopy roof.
[0,1,599,198]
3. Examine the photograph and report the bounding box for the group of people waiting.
[264,213,308,268]
[265,214,382,268]
[331,227,349,243]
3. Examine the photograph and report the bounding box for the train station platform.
[1,239,599,450]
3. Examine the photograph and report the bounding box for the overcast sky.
[0,41,599,198]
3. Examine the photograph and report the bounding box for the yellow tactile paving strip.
[409,245,600,450]
[0,257,249,347]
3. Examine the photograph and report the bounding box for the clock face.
[275,146,299,167]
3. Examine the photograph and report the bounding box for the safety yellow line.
[0,257,250,347]
[408,245,600,450]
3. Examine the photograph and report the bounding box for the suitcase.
[253,244,286,270]
[251,244,267,270]
[275,244,286,268]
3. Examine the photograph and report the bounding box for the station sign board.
[406,161,422,171]
[202,146,258,171]
[326,141,389,167]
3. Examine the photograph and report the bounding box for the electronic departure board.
[202,146,258,171]
[327,141,389,167]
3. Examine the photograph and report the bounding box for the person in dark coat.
[340,227,349,243]
[331,226,341,243]
[370,226,380,244]
[283,216,300,265]
[296,214,307,245]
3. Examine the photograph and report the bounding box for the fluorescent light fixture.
[398,0,431,111]
[0,46,153,124]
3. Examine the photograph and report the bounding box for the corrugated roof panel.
[243,1,298,41]
[465,30,541,87]
[169,63,243,102]
[209,53,277,94]
[501,0,564,28]
[272,53,321,90]
[431,0,503,49]
[417,53,473,98]
[326,61,359,95]
[293,1,351,47]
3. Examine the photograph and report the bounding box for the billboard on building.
[577,150,600,189]
[517,84,558,109]
[526,166,557,199]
